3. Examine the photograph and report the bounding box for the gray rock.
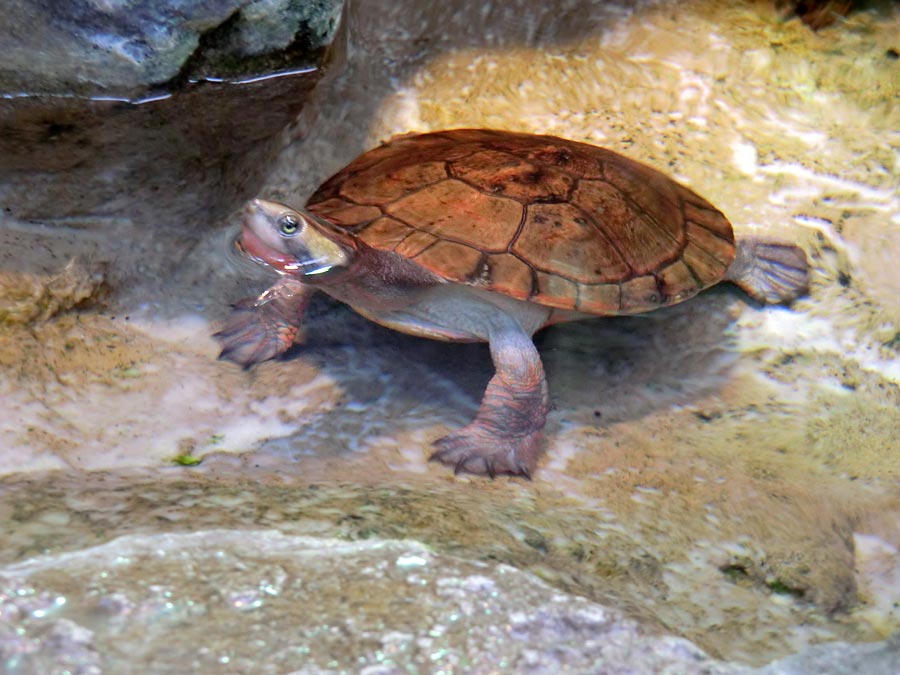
[758,634,900,675]
[0,530,748,675]
[0,0,345,96]
[0,2,344,296]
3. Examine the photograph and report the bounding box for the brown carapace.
[307,129,735,316]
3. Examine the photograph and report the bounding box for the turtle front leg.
[431,319,550,479]
[215,276,313,368]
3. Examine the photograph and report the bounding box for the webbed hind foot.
[728,238,809,304]
[430,424,541,479]
[429,316,550,479]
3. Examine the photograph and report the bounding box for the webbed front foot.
[214,277,312,368]
[215,301,299,367]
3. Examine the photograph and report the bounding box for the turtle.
[215,129,809,478]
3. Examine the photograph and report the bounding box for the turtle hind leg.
[430,315,550,479]
[726,237,809,304]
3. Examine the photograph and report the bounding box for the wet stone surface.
[0,0,345,96]
[1,526,746,675]
[2,0,900,672]
[0,466,897,672]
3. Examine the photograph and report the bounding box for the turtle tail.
[726,238,809,304]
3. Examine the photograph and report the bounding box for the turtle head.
[238,198,357,278]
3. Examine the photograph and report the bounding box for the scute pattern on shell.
[307,129,736,314]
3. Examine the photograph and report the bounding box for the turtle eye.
[278,214,301,236]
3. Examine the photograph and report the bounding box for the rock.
[0,0,345,97]
[0,1,346,304]
[0,260,104,326]
[0,530,748,674]
[758,633,900,675]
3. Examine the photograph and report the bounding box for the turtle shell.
[307,129,736,315]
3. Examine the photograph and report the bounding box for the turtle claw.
[452,455,496,480]
[430,425,539,479]
[453,457,470,477]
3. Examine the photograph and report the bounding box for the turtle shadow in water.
[257,286,742,461]
[538,288,742,429]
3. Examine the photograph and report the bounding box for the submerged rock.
[0,530,745,675]
[759,634,900,675]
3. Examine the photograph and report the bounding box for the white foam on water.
[731,140,759,176]
[760,162,898,210]
[379,87,425,138]
[0,313,340,476]
[127,312,216,349]
[853,533,900,634]
[738,307,900,386]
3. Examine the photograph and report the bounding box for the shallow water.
[1,0,900,672]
